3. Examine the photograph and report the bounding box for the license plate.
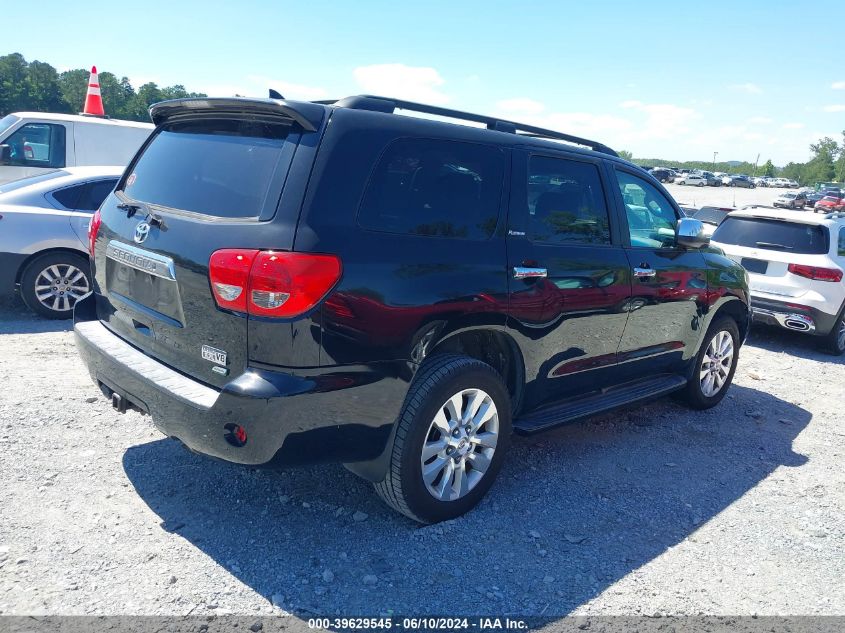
[741,258,768,274]
[201,345,227,365]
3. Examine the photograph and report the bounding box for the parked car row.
[646,166,807,189]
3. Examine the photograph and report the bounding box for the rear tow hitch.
[111,392,127,413]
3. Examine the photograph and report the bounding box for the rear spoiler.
[149,97,325,131]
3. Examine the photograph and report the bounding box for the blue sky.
[6,0,845,165]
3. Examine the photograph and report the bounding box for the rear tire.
[374,354,512,523]
[681,317,740,410]
[20,251,91,319]
[821,307,845,356]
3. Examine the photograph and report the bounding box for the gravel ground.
[663,183,805,211]
[0,292,843,622]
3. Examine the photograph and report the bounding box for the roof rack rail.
[330,95,618,157]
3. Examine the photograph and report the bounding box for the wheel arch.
[15,247,90,285]
[709,297,751,344]
[344,326,526,484]
[425,327,526,415]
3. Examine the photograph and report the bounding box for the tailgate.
[90,101,321,388]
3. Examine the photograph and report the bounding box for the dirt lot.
[0,291,843,622]
[664,183,802,211]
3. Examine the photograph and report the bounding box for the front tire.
[374,354,511,523]
[682,317,740,409]
[20,251,91,319]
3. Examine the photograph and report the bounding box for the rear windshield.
[122,118,292,218]
[712,217,829,254]
[694,207,729,225]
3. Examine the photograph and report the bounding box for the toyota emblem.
[134,221,151,244]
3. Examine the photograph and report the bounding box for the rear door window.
[77,178,118,212]
[51,183,85,209]
[712,217,829,254]
[358,138,504,240]
[122,118,293,218]
[527,155,610,244]
[839,227,845,257]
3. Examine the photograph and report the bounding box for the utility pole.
[754,153,760,176]
[712,151,718,170]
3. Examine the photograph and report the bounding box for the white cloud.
[353,64,449,104]
[730,83,762,94]
[822,104,845,112]
[748,116,773,124]
[496,98,546,115]
[489,98,698,156]
[782,122,805,129]
[832,81,845,90]
[617,101,698,140]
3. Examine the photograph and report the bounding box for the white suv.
[710,208,845,354]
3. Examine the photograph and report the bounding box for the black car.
[728,175,755,188]
[74,95,751,523]
[699,171,722,187]
[649,168,674,183]
[805,192,824,207]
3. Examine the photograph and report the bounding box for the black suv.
[74,95,751,523]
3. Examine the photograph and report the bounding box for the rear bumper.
[73,294,407,469]
[750,297,839,336]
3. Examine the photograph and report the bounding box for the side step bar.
[512,374,687,435]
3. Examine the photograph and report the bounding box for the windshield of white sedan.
[713,217,828,254]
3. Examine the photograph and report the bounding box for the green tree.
[617,149,633,161]
[761,159,775,177]
[24,61,65,112]
[0,53,31,114]
[99,72,135,119]
[781,162,805,184]
[835,130,845,183]
[58,68,89,114]
[0,53,207,121]
[805,136,840,185]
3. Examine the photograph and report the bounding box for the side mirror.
[0,144,11,165]
[676,217,710,249]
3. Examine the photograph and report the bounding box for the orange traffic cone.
[81,66,105,117]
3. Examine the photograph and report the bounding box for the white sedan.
[675,173,707,186]
[0,166,122,318]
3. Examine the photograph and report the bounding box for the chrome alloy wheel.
[34,264,90,313]
[700,330,735,397]
[420,388,499,502]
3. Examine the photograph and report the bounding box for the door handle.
[633,267,657,278]
[513,266,548,279]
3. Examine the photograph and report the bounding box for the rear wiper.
[755,241,793,250]
[117,202,143,218]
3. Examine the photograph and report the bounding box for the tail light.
[88,209,102,256]
[209,249,257,313]
[209,249,342,318]
[788,263,843,282]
